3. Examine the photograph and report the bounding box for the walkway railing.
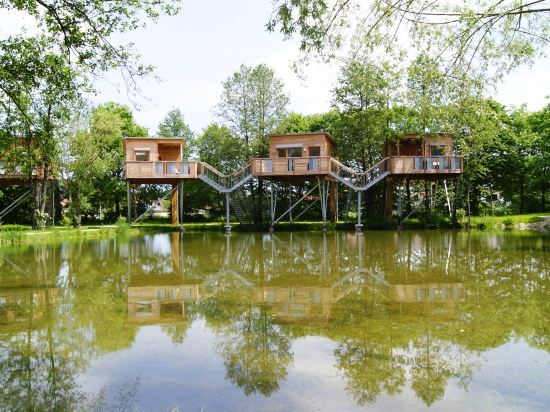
[251,156,331,176]
[126,161,198,179]
[329,157,391,191]
[390,156,463,173]
[197,161,252,193]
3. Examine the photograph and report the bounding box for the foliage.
[267,0,550,79]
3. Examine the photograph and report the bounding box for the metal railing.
[413,156,462,171]
[125,161,197,179]
[153,161,196,177]
[330,157,390,189]
[198,161,252,191]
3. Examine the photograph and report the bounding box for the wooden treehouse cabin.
[124,137,198,225]
[382,133,463,178]
[381,133,463,222]
[251,132,336,178]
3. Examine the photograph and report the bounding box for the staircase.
[197,162,252,193]
[329,157,391,191]
[0,190,30,223]
[230,189,254,226]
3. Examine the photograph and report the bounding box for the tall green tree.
[0,36,81,228]
[157,108,194,157]
[217,64,289,157]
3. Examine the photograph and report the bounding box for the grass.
[0,212,547,244]
[468,213,547,229]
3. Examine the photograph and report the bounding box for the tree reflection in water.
[0,231,546,408]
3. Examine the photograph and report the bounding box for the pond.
[0,231,548,411]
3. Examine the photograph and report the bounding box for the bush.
[60,215,72,227]
[455,209,469,228]
[115,216,129,234]
[417,210,447,229]
[503,218,514,229]
[33,210,50,230]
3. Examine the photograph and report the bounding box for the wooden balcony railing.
[389,156,463,174]
[126,161,198,180]
[251,156,331,176]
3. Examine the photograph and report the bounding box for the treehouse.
[0,138,52,186]
[127,278,199,326]
[383,133,463,178]
[251,132,336,178]
[124,137,197,184]
[253,286,332,325]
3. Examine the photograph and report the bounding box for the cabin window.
[308,146,320,157]
[278,148,286,158]
[430,145,446,156]
[135,150,150,161]
[288,147,302,157]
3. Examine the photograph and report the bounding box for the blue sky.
[1,0,549,134]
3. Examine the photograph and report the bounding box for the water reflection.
[0,231,547,410]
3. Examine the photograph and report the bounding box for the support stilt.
[127,182,131,225]
[355,190,363,232]
[269,181,277,232]
[329,181,337,223]
[178,181,185,230]
[318,178,328,231]
[225,192,231,233]
[171,184,179,225]
[384,177,393,223]
[288,186,293,223]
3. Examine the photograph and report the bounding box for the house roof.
[269,132,336,145]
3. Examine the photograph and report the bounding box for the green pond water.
[0,231,548,411]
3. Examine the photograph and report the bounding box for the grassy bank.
[0,213,547,244]
[468,213,548,230]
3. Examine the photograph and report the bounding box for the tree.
[0,0,181,91]
[88,102,147,219]
[332,58,399,170]
[217,64,289,157]
[267,0,550,79]
[157,108,194,157]
[66,109,123,227]
[0,36,81,228]
[217,64,289,226]
[157,108,193,138]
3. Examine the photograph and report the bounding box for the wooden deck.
[251,156,332,177]
[124,155,462,184]
[125,161,199,183]
[389,156,462,176]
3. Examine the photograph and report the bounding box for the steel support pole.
[179,181,185,230]
[319,178,328,231]
[225,192,231,234]
[127,182,131,225]
[289,186,293,223]
[355,190,363,232]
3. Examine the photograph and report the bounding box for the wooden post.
[329,181,338,223]
[178,181,184,225]
[171,184,179,225]
[384,177,393,223]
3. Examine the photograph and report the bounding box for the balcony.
[389,156,463,175]
[125,161,198,181]
[251,156,332,177]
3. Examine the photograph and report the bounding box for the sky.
[1,0,549,134]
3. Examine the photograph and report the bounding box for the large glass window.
[430,145,446,156]
[308,146,320,157]
[288,147,302,157]
[135,150,150,161]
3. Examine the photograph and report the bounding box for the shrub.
[60,215,72,227]
[33,210,50,230]
[418,210,447,229]
[503,218,514,229]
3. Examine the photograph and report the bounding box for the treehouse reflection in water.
[0,231,547,410]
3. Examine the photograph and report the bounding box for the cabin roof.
[390,133,451,141]
[123,136,185,142]
[269,132,336,145]
[122,136,185,150]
